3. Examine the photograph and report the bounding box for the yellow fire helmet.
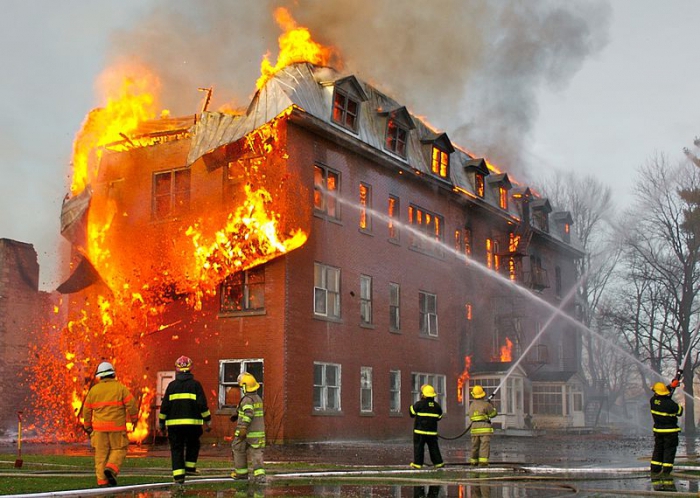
[420,384,437,398]
[471,385,487,399]
[238,372,260,393]
[652,382,670,396]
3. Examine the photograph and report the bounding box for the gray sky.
[0,1,696,290]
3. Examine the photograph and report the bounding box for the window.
[431,146,449,178]
[464,228,472,258]
[314,165,340,220]
[555,266,562,298]
[359,183,372,232]
[532,384,563,415]
[386,119,408,157]
[153,168,191,219]
[411,372,446,410]
[388,195,399,241]
[332,88,360,131]
[486,238,494,269]
[360,366,373,413]
[314,362,341,411]
[419,291,438,337]
[499,186,508,210]
[389,283,400,331]
[314,263,341,319]
[533,210,549,232]
[475,173,485,197]
[563,222,571,243]
[220,266,265,313]
[389,370,401,413]
[218,359,263,409]
[360,274,373,325]
[408,205,444,256]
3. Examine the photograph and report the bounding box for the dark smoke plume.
[110,0,611,179]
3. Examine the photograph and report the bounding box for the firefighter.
[467,385,498,466]
[82,361,139,487]
[158,355,212,484]
[231,372,266,483]
[409,384,444,469]
[650,374,683,491]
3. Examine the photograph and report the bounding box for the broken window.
[153,168,190,219]
[419,291,438,337]
[314,262,341,319]
[220,266,265,313]
[389,282,400,332]
[360,366,373,413]
[218,359,264,409]
[314,165,340,220]
[475,173,485,197]
[314,362,341,411]
[360,274,373,325]
[389,370,401,413]
[499,185,508,210]
[359,182,372,232]
[431,146,449,178]
[385,119,408,157]
[332,88,360,132]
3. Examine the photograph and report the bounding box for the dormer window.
[531,198,552,233]
[432,146,449,178]
[475,174,485,197]
[330,75,368,133]
[381,106,414,159]
[420,132,454,180]
[463,158,489,198]
[487,173,512,211]
[552,211,574,243]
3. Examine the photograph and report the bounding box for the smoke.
[109,0,611,179]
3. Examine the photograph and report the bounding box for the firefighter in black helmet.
[409,384,444,469]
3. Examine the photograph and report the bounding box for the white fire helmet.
[96,361,115,378]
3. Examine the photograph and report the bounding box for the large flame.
[500,337,513,362]
[457,356,472,403]
[256,7,337,89]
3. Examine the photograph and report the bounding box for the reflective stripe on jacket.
[236,392,265,448]
[159,372,211,426]
[410,398,443,435]
[83,378,139,432]
[650,394,682,433]
[468,399,497,435]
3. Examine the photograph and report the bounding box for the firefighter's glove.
[230,413,238,422]
[205,422,212,433]
[237,427,247,439]
[670,379,680,389]
[84,426,93,435]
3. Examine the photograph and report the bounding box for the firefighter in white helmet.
[467,384,498,466]
[409,384,444,469]
[231,372,266,483]
[159,356,212,484]
[82,361,139,488]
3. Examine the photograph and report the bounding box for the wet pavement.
[2,432,700,496]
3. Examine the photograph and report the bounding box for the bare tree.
[620,154,700,435]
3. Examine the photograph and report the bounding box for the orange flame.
[500,337,513,362]
[257,7,337,89]
[70,61,161,196]
[457,355,472,403]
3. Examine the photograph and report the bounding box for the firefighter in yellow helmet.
[467,384,498,466]
[82,361,139,487]
[409,384,444,469]
[231,372,266,483]
[650,373,683,491]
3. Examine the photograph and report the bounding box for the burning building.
[43,57,587,443]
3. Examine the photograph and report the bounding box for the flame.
[256,7,337,89]
[500,337,513,362]
[70,61,162,197]
[457,355,472,403]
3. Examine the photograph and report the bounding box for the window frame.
[408,204,444,256]
[389,282,400,332]
[218,359,264,410]
[385,119,408,157]
[152,167,191,220]
[360,274,373,326]
[431,146,450,179]
[219,266,265,314]
[389,370,401,414]
[314,362,342,412]
[314,164,341,220]
[359,182,372,232]
[419,290,438,337]
[332,88,360,132]
[360,366,373,413]
[314,262,341,320]
[388,195,400,242]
